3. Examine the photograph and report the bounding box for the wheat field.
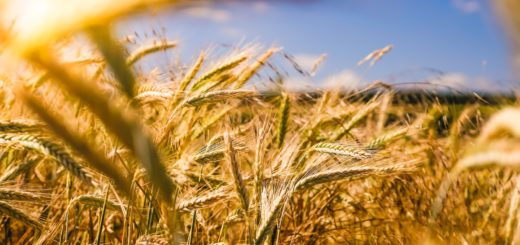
[0,1,519,244]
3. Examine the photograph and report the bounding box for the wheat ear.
[136,234,171,245]
[191,55,248,91]
[234,47,279,88]
[276,93,289,148]
[0,188,42,202]
[171,51,206,106]
[0,157,39,182]
[225,132,250,212]
[255,180,292,245]
[126,40,177,66]
[191,135,245,164]
[295,163,410,190]
[0,120,42,133]
[183,90,258,107]
[365,127,408,150]
[0,133,94,186]
[311,142,374,160]
[70,194,122,211]
[177,189,229,211]
[0,201,43,230]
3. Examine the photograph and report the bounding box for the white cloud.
[430,73,468,89]
[283,69,362,92]
[279,67,506,93]
[469,76,513,92]
[427,73,511,92]
[182,6,230,22]
[322,69,362,90]
[452,0,480,13]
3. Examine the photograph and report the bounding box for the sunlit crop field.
[0,1,520,244]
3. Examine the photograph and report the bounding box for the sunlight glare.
[1,0,163,55]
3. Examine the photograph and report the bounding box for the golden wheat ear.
[21,91,133,197]
[365,127,408,150]
[0,133,95,186]
[171,51,206,106]
[256,178,293,245]
[126,40,177,66]
[136,233,171,245]
[176,187,230,211]
[183,90,259,107]
[0,157,39,182]
[0,120,43,133]
[224,132,249,212]
[294,160,415,191]
[234,47,280,89]
[0,187,48,202]
[190,135,246,165]
[190,55,249,92]
[69,194,122,211]
[275,92,290,148]
[0,201,43,231]
[310,142,374,160]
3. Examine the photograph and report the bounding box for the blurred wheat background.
[0,0,518,244]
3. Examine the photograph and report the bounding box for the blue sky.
[118,0,518,91]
